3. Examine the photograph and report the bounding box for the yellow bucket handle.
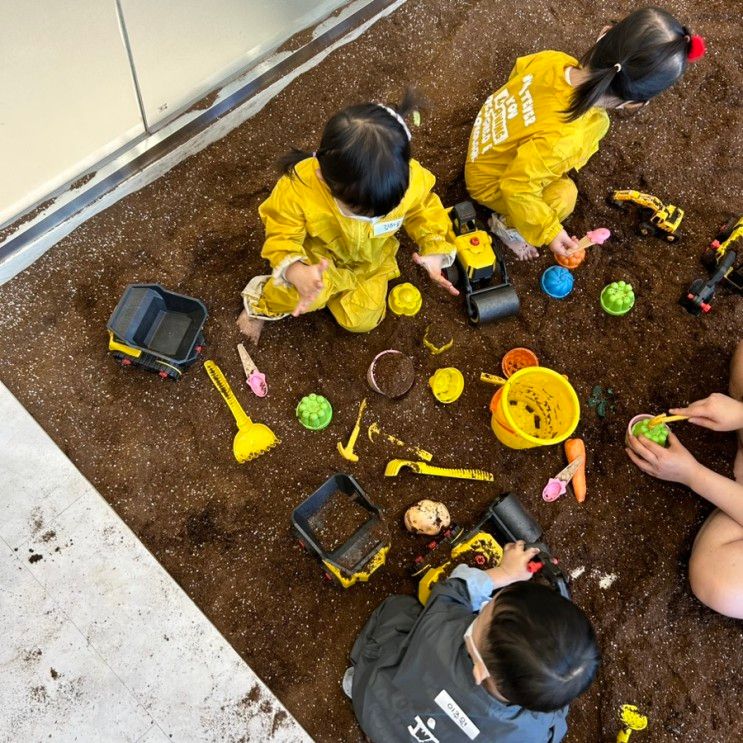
[204,360,251,428]
[480,372,507,386]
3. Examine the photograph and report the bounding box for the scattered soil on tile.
[0,1,741,742]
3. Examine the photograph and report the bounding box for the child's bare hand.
[487,541,540,587]
[670,393,743,432]
[548,230,581,257]
[285,259,329,316]
[625,431,700,485]
[412,252,460,296]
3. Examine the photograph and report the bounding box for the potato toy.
[404,500,451,536]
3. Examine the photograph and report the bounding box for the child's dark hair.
[278,90,423,217]
[565,6,693,120]
[482,582,600,712]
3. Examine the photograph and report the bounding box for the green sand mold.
[632,419,670,447]
[296,394,333,431]
[601,281,635,316]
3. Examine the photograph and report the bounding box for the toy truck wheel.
[490,493,542,543]
[638,221,653,237]
[444,261,462,288]
[468,287,520,324]
[717,216,739,242]
[664,232,679,243]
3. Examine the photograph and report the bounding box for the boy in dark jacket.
[345,541,599,742]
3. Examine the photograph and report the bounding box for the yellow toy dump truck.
[293,473,390,588]
[609,189,684,242]
[107,284,207,380]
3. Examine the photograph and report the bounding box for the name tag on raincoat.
[372,217,403,237]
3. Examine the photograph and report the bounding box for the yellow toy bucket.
[488,367,579,449]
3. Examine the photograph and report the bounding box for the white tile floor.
[0,381,311,742]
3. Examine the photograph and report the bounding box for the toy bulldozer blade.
[447,201,520,324]
[204,360,278,462]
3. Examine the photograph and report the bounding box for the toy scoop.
[204,360,278,463]
[237,343,267,397]
[617,704,647,742]
[542,456,584,502]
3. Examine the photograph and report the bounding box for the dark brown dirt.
[369,350,416,397]
[309,491,372,552]
[0,1,741,741]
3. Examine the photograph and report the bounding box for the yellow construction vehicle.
[608,189,684,242]
[702,215,743,292]
[445,202,520,323]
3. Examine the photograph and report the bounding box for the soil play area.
[1,0,742,740]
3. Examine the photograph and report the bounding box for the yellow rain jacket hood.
[465,50,610,247]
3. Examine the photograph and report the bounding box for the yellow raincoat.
[246,157,455,332]
[465,50,610,247]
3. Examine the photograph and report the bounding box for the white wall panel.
[0,1,144,226]
[119,0,350,128]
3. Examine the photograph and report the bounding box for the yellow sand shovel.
[204,360,279,463]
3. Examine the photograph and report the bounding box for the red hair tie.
[687,35,706,62]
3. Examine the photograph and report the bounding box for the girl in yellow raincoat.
[238,94,459,343]
[465,7,705,261]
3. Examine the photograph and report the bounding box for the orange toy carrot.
[565,438,586,502]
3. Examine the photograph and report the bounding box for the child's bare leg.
[689,511,743,618]
[236,310,265,345]
[729,339,743,480]
[688,339,743,619]
[488,214,539,261]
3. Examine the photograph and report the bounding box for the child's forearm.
[686,464,743,527]
[484,566,517,589]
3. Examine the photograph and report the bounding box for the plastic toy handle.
[480,372,507,386]
[204,360,252,428]
[247,370,268,397]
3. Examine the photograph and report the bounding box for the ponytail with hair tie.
[686,34,706,62]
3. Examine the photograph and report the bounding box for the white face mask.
[334,198,379,223]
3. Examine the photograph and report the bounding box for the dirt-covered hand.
[670,393,743,432]
[285,259,329,316]
[412,252,460,296]
[548,230,581,257]
[625,431,700,485]
[487,541,540,587]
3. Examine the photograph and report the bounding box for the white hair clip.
[378,104,412,141]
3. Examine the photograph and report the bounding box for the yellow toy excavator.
[609,189,684,242]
